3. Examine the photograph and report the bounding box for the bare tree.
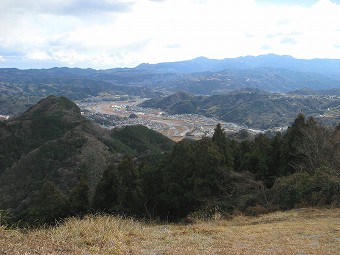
[293,118,338,175]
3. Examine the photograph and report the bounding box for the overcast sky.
[1,0,340,69]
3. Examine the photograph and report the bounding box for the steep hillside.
[0,96,173,223]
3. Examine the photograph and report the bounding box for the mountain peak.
[22,95,81,121]
[192,56,210,61]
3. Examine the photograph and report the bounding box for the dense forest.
[0,96,339,226]
[92,116,340,221]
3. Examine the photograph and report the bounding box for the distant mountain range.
[1,54,340,116]
[135,54,340,94]
[136,54,340,75]
[148,67,340,95]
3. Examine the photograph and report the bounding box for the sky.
[0,0,340,69]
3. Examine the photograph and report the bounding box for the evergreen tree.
[27,181,67,224]
[116,156,144,214]
[250,134,273,186]
[139,161,162,219]
[92,166,116,211]
[331,124,340,175]
[68,180,89,216]
[193,137,223,201]
[212,123,234,168]
[93,156,144,215]
[234,140,253,171]
[158,140,196,218]
[269,133,287,177]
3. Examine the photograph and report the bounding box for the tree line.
[4,114,339,225]
[93,114,339,220]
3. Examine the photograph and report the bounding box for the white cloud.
[26,50,52,60]
[0,0,133,16]
[0,0,340,68]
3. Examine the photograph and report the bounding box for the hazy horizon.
[2,53,340,71]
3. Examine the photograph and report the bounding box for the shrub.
[270,168,340,209]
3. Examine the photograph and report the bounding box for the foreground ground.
[0,208,339,255]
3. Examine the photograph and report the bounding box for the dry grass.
[1,208,339,255]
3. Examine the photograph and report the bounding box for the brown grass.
[1,208,339,255]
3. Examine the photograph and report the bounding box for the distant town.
[77,96,287,141]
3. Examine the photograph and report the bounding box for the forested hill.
[0,95,174,224]
[141,90,340,129]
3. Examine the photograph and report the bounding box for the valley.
[77,89,340,141]
[77,97,263,141]
[141,90,340,129]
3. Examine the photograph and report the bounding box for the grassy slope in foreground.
[1,208,339,255]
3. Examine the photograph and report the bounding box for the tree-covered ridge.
[0,96,174,225]
[110,125,174,154]
[141,90,340,129]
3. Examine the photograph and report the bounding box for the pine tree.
[212,123,234,168]
[192,137,223,201]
